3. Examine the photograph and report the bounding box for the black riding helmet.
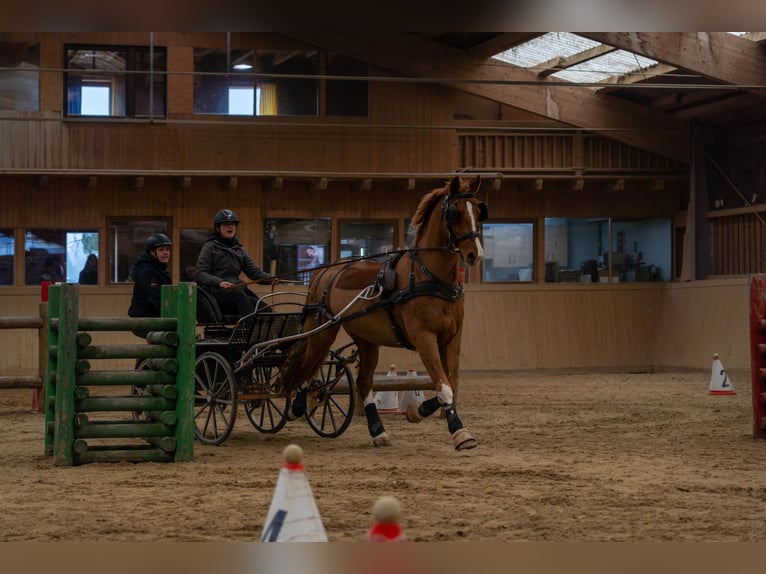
[145,233,173,252]
[214,209,240,229]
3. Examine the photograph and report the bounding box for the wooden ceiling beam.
[536,44,616,78]
[577,32,766,98]
[468,33,544,60]
[286,33,690,162]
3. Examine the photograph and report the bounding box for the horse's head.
[440,175,487,266]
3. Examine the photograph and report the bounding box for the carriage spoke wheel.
[243,363,289,434]
[194,351,237,446]
[305,354,356,438]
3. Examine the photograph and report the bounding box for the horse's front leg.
[353,340,391,447]
[405,334,476,451]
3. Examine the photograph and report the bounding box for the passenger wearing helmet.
[128,233,173,320]
[194,209,274,317]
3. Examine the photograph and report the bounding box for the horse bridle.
[441,192,488,251]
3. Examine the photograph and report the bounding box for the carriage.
[140,174,487,451]
[188,287,358,445]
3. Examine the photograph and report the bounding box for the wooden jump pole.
[0,282,48,413]
[45,283,196,465]
[162,282,197,462]
[52,283,79,466]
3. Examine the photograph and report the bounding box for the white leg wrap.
[363,391,375,406]
[437,383,454,405]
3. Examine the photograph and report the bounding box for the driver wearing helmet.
[128,233,173,321]
[194,209,274,317]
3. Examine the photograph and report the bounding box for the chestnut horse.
[282,175,487,450]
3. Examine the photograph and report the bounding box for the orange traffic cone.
[261,444,327,542]
[708,353,736,395]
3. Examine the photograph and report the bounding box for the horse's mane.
[411,181,452,245]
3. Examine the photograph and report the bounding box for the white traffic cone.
[374,364,399,414]
[398,368,424,415]
[708,353,736,396]
[261,444,327,542]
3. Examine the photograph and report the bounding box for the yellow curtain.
[258,83,277,116]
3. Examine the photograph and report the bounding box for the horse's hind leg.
[353,339,391,447]
[283,326,338,420]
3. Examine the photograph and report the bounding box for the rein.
[228,246,450,289]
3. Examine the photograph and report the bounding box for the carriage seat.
[196,285,240,325]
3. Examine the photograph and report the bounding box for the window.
[543,218,671,283]
[326,52,368,117]
[0,229,13,285]
[263,218,331,285]
[108,219,169,283]
[65,45,167,117]
[67,232,99,284]
[24,230,100,286]
[179,228,209,281]
[256,49,318,116]
[194,49,255,115]
[339,222,394,259]
[0,42,40,111]
[482,223,534,282]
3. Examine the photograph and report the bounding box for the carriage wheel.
[305,354,356,438]
[194,351,237,445]
[243,363,289,433]
[130,359,151,422]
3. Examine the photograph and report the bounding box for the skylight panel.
[492,32,600,69]
[552,51,658,84]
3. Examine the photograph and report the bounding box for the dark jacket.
[128,252,172,317]
[194,233,271,290]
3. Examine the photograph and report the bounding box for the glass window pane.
[326,51,368,117]
[256,50,318,116]
[180,228,208,281]
[109,219,169,284]
[339,222,394,259]
[0,229,14,285]
[194,48,253,114]
[543,217,671,283]
[611,218,671,282]
[482,223,534,282]
[25,230,66,285]
[0,42,40,111]
[263,218,331,285]
[65,46,166,118]
[67,231,99,284]
[81,85,110,115]
[228,87,254,115]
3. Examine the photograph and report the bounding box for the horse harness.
[303,189,485,351]
[304,250,464,351]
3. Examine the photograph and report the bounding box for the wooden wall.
[0,279,750,377]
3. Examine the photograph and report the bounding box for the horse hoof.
[452,428,477,451]
[372,433,392,447]
[405,402,423,423]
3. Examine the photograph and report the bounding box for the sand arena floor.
[1,369,765,542]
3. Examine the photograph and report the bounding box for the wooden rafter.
[468,33,544,60]
[286,32,690,162]
[577,32,766,98]
[536,44,616,78]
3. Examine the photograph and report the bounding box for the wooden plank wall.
[0,280,750,376]
[710,212,766,275]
